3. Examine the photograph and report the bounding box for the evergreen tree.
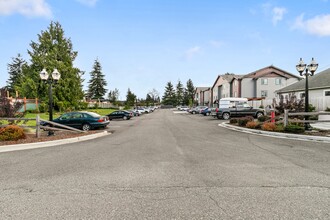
[17,21,84,108]
[87,58,107,99]
[184,79,195,105]
[6,54,27,96]
[162,81,176,105]
[176,80,184,105]
[126,88,137,107]
[108,88,119,104]
[145,93,153,106]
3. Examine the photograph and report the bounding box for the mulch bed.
[0,130,102,146]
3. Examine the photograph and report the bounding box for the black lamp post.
[40,68,61,135]
[296,58,318,130]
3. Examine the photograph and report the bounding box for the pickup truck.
[211,98,265,120]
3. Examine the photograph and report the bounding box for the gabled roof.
[195,87,210,92]
[277,67,330,93]
[242,65,300,79]
[211,73,240,89]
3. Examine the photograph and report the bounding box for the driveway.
[0,109,329,219]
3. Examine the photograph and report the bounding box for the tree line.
[162,79,195,106]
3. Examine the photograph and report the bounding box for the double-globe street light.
[296,58,318,130]
[40,68,61,135]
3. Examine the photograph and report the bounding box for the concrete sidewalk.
[219,122,330,143]
[0,131,110,153]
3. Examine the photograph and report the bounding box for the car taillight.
[98,118,104,122]
[216,108,218,112]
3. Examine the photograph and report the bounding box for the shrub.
[325,107,330,112]
[284,124,305,133]
[274,124,285,132]
[261,122,276,131]
[39,102,48,113]
[259,105,264,109]
[246,121,259,129]
[238,117,254,126]
[0,125,26,141]
[229,118,238,124]
[257,115,270,122]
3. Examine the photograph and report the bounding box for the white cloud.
[0,0,52,18]
[272,7,287,25]
[293,14,330,37]
[75,0,98,7]
[184,46,201,60]
[261,3,287,26]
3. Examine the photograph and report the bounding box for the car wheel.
[207,112,210,116]
[82,123,91,131]
[222,112,230,120]
[192,111,196,114]
[123,116,128,120]
[256,112,264,118]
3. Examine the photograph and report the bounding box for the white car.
[180,106,189,111]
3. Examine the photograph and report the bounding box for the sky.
[1,0,330,100]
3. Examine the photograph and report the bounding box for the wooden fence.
[283,110,330,127]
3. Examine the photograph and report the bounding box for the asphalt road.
[1,109,329,219]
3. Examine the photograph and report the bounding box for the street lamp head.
[307,57,318,75]
[52,68,61,81]
[40,68,49,81]
[296,58,307,75]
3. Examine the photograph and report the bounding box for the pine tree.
[87,58,107,99]
[126,88,137,107]
[162,81,176,105]
[6,54,27,96]
[176,80,184,105]
[184,79,195,105]
[16,21,84,108]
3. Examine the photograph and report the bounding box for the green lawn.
[1,109,116,127]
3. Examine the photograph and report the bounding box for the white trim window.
[275,78,282,85]
[261,90,268,97]
[325,90,330,96]
[261,78,268,85]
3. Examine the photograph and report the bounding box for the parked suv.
[211,98,264,120]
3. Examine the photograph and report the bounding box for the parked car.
[189,106,208,114]
[40,111,109,131]
[107,110,133,120]
[211,97,264,120]
[180,106,190,111]
[200,107,211,116]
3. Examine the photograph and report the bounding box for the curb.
[219,122,330,143]
[0,131,110,153]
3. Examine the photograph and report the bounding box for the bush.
[274,124,285,132]
[284,124,305,133]
[257,115,270,122]
[238,117,254,126]
[0,125,26,141]
[261,122,276,131]
[325,107,330,112]
[246,121,259,129]
[39,102,48,113]
[229,118,238,124]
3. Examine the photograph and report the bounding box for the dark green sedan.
[42,111,110,131]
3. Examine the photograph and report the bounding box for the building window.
[261,90,268,97]
[261,78,268,85]
[275,78,282,85]
[300,93,305,99]
[325,91,330,96]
